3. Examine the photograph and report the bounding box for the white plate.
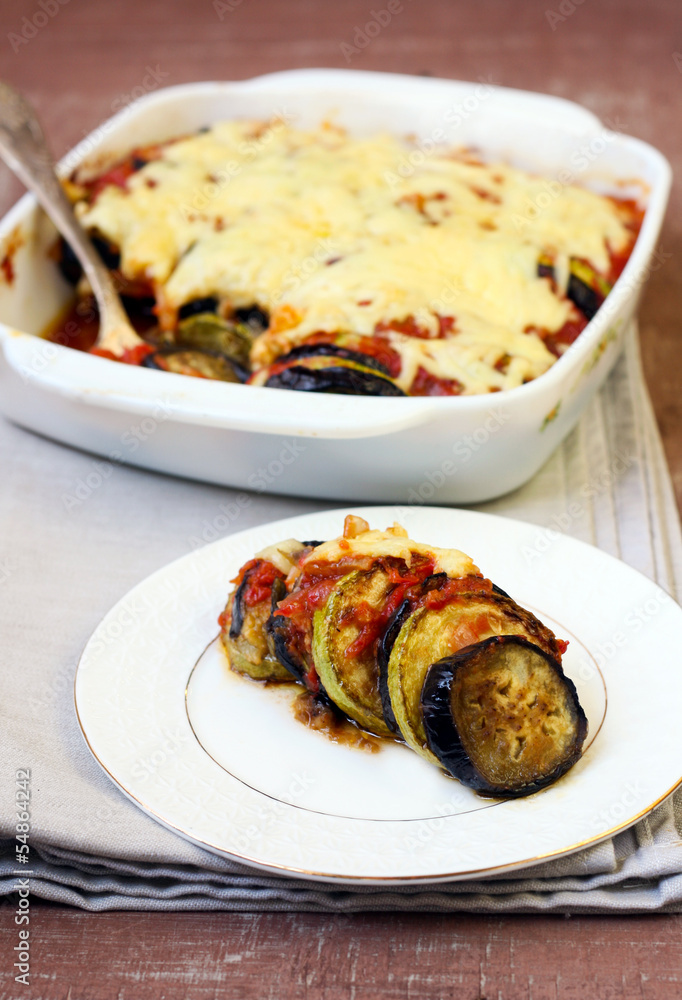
[74,506,682,884]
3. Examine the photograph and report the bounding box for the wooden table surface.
[1,0,681,997]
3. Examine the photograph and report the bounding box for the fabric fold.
[1,324,681,911]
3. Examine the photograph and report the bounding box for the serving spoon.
[0,80,145,357]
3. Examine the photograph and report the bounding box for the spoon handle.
[0,81,142,353]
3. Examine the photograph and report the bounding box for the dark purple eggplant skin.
[228,570,250,639]
[178,297,219,319]
[537,259,603,322]
[265,612,310,685]
[377,598,410,734]
[567,272,601,320]
[377,574,449,735]
[234,305,270,331]
[537,260,555,282]
[228,561,286,640]
[421,635,588,799]
[56,235,121,284]
[276,343,391,375]
[265,362,406,396]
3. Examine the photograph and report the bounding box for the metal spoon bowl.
[0,80,144,357]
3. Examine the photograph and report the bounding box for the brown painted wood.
[1,905,682,1000]
[1,0,682,995]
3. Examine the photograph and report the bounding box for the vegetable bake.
[219,516,587,798]
[51,118,642,397]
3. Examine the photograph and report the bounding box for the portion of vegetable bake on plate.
[219,515,587,798]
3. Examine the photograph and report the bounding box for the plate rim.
[73,504,682,885]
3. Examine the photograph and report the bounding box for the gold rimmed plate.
[74,506,682,883]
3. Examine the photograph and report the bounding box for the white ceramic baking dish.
[0,69,671,503]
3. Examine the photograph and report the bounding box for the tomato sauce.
[46,295,158,355]
[410,366,463,396]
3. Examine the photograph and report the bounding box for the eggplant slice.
[421,635,587,797]
[263,355,405,396]
[386,590,563,765]
[266,610,314,687]
[220,561,292,683]
[178,297,219,319]
[537,255,612,322]
[312,567,399,737]
[567,259,611,321]
[276,342,391,375]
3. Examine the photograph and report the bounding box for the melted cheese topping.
[301,525,480,579]
[78,120,631,394]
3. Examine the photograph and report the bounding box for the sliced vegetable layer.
[219,558,291,682]
[253,354,406,396]
[219,539,309,682]
[312,566,410,737]
[217,519,586,798]
[421,635,587,797]
[386,590,563,765]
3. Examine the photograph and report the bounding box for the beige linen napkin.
[1,325,681,911]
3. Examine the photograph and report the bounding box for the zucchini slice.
[142,348,245,382]
[220,561,292,682]
[386,591,563,765]
[312,567,398,737]
[175,312,255,367]
[421,636,587,797]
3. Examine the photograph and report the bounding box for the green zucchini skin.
[312,568,398,737]
[175,312,255,367]
[421,636,588,797]
[142,348,246,382]
[386,590,563,765]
